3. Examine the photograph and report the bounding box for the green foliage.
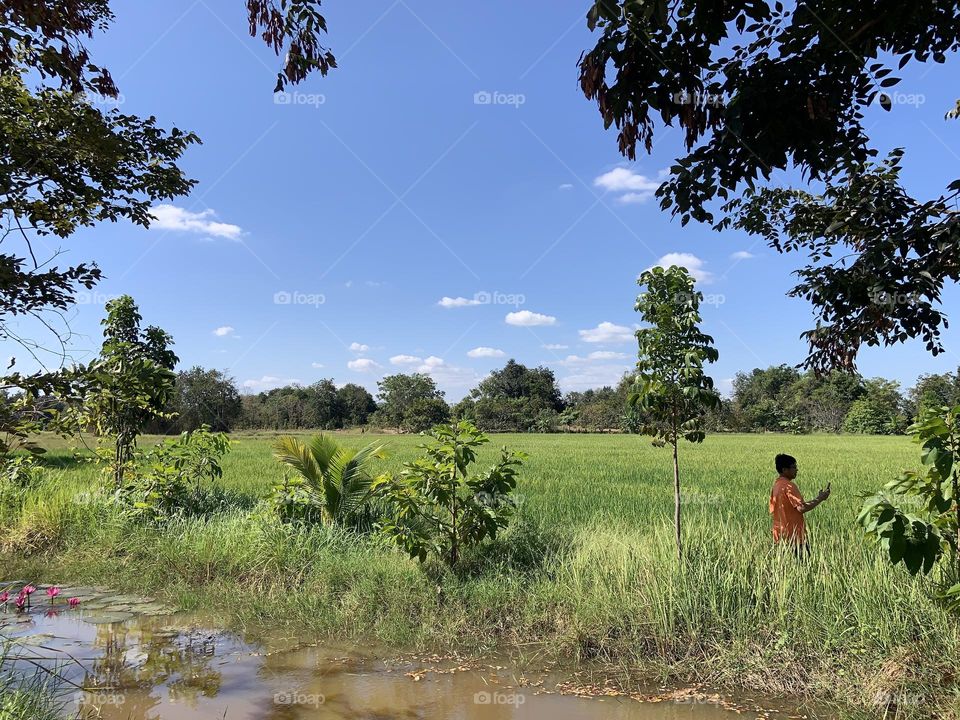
[859,406,960,597]
[337,383,376,426]
[0,455,44,524]
[115,426,231,523]
[631,266,721,445]
[465,359,565,433]
[74,296,178,488]
[910,370,960,419]
[372,373,449,432]
[579,2,960,372]
[271,434,385,530]
[375,421,525,566]
[562,375,634,432]
[167,367,243,432]
[843,379,909,435]
[631,266,720,558]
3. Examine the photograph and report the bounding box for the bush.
[114,426,231,522]
[271,434,386,531]
[375,421,526,567]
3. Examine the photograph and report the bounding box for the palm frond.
[272,436,320,486]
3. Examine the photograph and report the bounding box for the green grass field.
[3,431,959,718]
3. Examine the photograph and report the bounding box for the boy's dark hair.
[775,454,797,473]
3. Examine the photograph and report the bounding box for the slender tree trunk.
[450,443,459,567]
[953,468,959,577]
[672,437,681,561]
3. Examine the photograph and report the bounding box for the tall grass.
[2,431,959,717]
[0,643,64,720]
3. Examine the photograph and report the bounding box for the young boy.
[769,454,830,554]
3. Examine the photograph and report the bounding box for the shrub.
[271,434,386,530]
[114,426,230,522]
[375,421,525,567]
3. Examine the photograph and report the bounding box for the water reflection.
[0,593,819,720]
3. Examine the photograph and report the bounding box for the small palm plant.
[272,434,386,530]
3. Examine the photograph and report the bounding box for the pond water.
[1,583,831,720]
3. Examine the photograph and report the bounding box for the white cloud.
[558,183,574,190]
[579,321,634,344]
[649,252,714,284]
[587,350,628,361]
[561,351,629,365]
[554,351,633,392]
[717,378,734,397]
[730,250,755,260]
[149,204,242,240]
[505,310,556,327]
[413,356,479,390]
[467,347,505,359]
[242,375,301,391]
[543,343,569,350]
[349,342,370,352]
[438,296,482,308]
[559,368,632,392]
[593,167,662,204]
[212,326,234,337]
[390,354,422,366]
[311,362,324,369]
[348,358,381,372]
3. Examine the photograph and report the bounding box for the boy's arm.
[789,483,831,513]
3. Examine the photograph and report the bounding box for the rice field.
[3,431,959,718]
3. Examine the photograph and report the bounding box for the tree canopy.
[579,0,960,371]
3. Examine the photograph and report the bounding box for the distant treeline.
[137,361,960,435]
[14,361,958,436]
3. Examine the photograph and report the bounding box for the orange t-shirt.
[769,476,805,543]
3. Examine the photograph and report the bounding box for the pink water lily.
[68,597,81,608]
[22,585,35,595]
[0,590,8,604]
[46,586,60,601]
[14,593,26,611]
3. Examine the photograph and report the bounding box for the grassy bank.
[2,432,959,718]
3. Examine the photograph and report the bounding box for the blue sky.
[8,1,960,401]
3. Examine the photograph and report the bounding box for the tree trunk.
[673,438,681,561]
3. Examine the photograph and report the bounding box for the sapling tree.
[375,421,525,567]
[859,406,960,604]
[631,266,721,559]
[75,296,178,488]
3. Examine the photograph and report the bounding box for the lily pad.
[13,633,55,646]
[81,611,134,625]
